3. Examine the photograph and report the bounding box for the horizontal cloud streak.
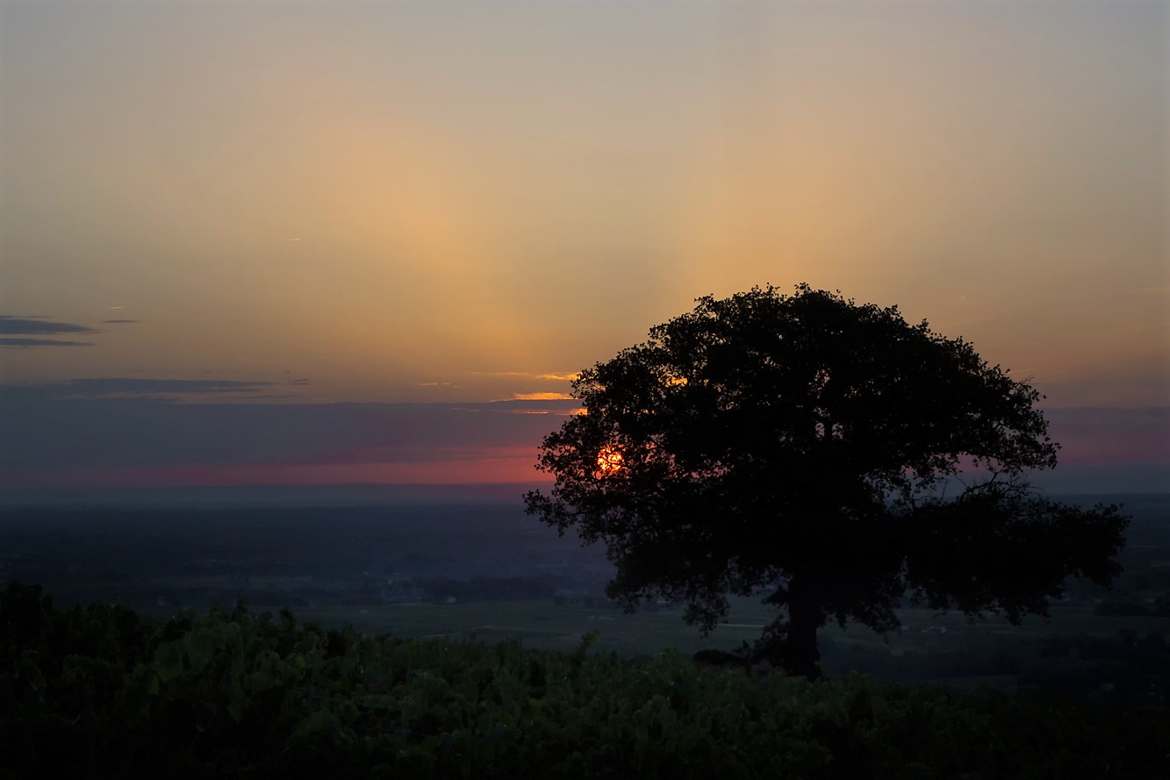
[0,316,96,335]
[0,338,94,348]
[0,377,280,400]
[474,371,579,382]
[17,453,544,489]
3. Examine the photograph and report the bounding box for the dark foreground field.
[4,582,1170,780]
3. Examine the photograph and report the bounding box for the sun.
[595,445,624,477]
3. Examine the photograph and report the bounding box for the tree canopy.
[525,284,1128,678]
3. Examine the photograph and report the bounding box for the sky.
[1,1,1167,491]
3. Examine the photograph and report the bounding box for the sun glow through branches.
[595,445,624,478]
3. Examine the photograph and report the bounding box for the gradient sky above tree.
[0,1,1166,488]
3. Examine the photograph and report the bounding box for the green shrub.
[3,582,1168,779]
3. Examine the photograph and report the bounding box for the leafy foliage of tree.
[526,285,1128,677]
[3,584,1169,779]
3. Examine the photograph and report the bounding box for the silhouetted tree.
[525,285,1127,678]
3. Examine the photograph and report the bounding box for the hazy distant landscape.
[4,490,1168,701]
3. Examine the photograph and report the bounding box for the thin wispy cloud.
[474,371,579,382]
[70,378,276,396]
[506,406,584,416]
[0,377,284,401]
[511,392,573,401]
[0,338,94,349]
[0,315,100,348]
[0,316,97,335]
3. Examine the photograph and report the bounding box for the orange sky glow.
[0,1,1165,489]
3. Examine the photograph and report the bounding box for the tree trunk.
[782,589,823,679]
[761,578,824,679]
